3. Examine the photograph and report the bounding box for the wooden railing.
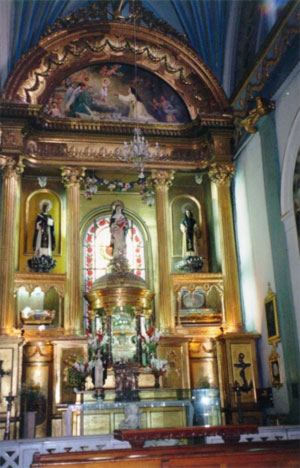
[31,440,300,468]
[113,424,258,447]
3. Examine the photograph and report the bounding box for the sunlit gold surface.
[208,164,243,332]
[52,338,88,411]
[152,170,175,331]
[216,333,260,415]
[23,341,53,437]
[68,388,189,435]
[85,287,154,311]
[189,338,219,389]
[62,167,85,334]
[0,157,23,334]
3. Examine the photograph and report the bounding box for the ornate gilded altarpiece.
[0,1,261,436]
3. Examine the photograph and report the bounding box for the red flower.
[136,270,141,276]
[147,326,155,338]
[87,270,93,276]
[87,258,92,263]
[131,228,136,234]
[135,236,140,242]
[87,247,92,253]
[99,220,106,226]
[136,258,142,264]
[86,235,92,242]
[136,248,140,253]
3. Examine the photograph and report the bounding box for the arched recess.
[24,189,62,255]
[80,203,154,291]
[2,9,229,118]
[280,108,300,346]
[170,194,209,272]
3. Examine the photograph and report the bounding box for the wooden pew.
[31,440,300,468]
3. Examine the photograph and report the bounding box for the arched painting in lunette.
[43,63,191,124]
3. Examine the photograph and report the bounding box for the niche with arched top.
[171,195,209,272]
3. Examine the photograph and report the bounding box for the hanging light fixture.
[117,127,160,179]
[116,0,160,179]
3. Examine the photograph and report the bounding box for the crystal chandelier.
[116,0,159,179]
[117,127,160,179]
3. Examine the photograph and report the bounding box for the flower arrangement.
[84,176,154,206]
[63,354,95,390]
[140,326,162,359]
[148,357,170,388]
[149,357,170,375]
[86,330,109,357]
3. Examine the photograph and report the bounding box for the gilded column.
[0,156,24,334]
[151,170,174,331]
[208,163,243,331]
[61,167,85,335]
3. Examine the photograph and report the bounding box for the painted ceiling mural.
[43,63,190,123]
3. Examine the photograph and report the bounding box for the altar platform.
[62,389,194,436]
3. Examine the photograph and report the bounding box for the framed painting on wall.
[264,284,280,345]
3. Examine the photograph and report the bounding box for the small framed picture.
[269,348,283,388]
[264,284,280,345]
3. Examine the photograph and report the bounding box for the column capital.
[0,156,24,179]
[208,162,235,186]
[61,166,85,187]
[151,170,174,190]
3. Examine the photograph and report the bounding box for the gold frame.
[264,284,280,345]
[269,347,283,388]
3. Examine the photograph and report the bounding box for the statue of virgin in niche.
[109,201,129,259]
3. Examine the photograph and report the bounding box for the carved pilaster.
[61,167,85,335]
[151,170,174,331]
[0,157,24,334]
[208,163,243,331]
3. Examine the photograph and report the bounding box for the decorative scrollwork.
[240,97,275,133]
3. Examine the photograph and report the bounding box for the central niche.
[83,214,146,294]
[43,63,190,123]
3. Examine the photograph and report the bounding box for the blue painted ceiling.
[0,0,291,98]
